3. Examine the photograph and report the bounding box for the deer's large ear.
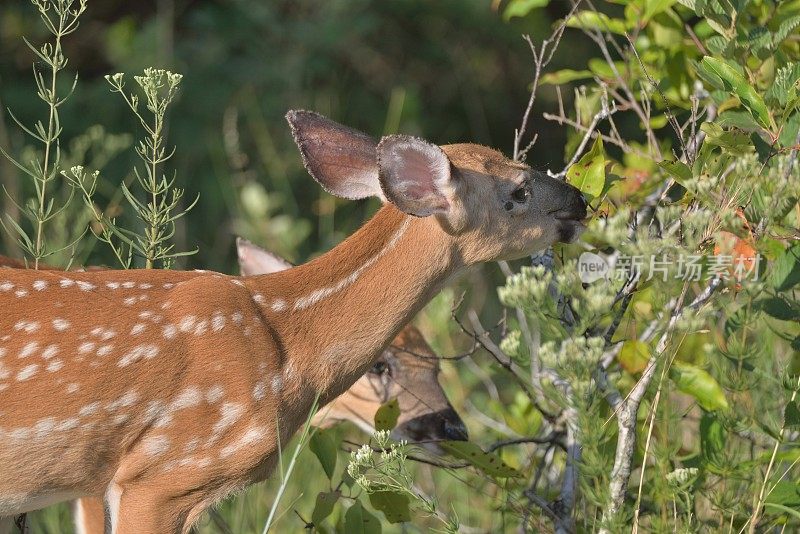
[377,135,455,217]
[286,110,383,200]
[236,237,294,276]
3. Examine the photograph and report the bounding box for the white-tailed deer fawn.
[0,247,467,533]
[0,110,586,533]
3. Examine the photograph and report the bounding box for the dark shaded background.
[0,0,592,272]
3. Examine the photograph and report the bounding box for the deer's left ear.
[236,237,294,276]
[377,135,456,217]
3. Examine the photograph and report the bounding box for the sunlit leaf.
[697,56,773,130]
[565,11,628,34]
[700,122,753,154]
[540,69,593,85]
[700,411,726,463]
[657,159,692,184]
[566,136,605,200]
[618,340,649,374]
[503,0,549,20]
[643,0,677,22]
[670,362,729,411]
[374,399,400,432]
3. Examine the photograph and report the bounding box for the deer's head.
[286,110,587,263]
[237,238,468,450]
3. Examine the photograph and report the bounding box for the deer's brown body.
[0,248,467,533]
[0,110,586,533]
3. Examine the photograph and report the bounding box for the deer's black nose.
[392,407,468,442]
[576,191,588,214]
[443,416,469,441]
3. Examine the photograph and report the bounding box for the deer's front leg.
[72,498,106,534]
[110,483,188,534]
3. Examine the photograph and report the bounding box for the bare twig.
[548,90,617,179]
[553,408,580,534]
[543,112,646,157]
[599,277,721,532]
[512,1,581,161]
[487,432,566,453]
[460,309,557,422]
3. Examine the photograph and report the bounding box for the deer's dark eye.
[512,187,529,203]
[369,361,389,375]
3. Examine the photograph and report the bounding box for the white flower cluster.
[539,336,605,375]
[498,265,552,309]
[666,467,698,489]
[582,207,630,246]
[499,330,524,363]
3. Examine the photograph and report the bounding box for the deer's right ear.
[286,110,383,200]
[377,135,455,217]
[236,237,294,276]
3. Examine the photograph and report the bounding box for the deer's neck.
[250,206,458,400]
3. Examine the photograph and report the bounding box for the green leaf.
[770,245,800,291]
[764,502,800,521]
[717,111,761,131]
[755,297,800,321]
[565,11,628,35]
[311,491,340,526]
[765,481,800,508]
[785,401,800,428]
[374,399,400,432]
[700,411,726,463]
[440,441,522,478]
[773,15,800,48]
[309,429,338,480]
[670,362,729,411]
[697,56,773,130]
[344,501,382,534]
[750,132,773,163]
[658,159,692,184]
[700,122,752,154]
[618,340,649,374]
[503,0,549,20]
[368,491,411,524]
[540,69,593,85]
[765,62,800,107]
[643,0,677,21]
[566,136,605,200]
[341,467,356,488]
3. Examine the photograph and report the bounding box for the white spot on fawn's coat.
[19,341,39,358]
[52,318,70,331]
[143,435,170,456]
[118,344,160,367]
[17,364,39,381]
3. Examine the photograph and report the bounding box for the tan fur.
[0,255,463,534]
[0,113,584,532]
